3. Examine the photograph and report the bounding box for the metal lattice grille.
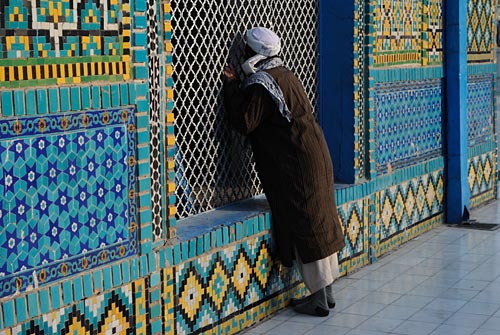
[171,0,319,219]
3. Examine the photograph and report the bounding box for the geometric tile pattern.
[422,0,443,65]
[0,0,131,87]
[378,169,444,242]
[2,280,141,335]
[375,80,443,174]
[337,199,368,263]
[0,108,138,298]
[373,0,422,66]
[467,77,494,147]
[468,152,494,197]
[467,0,495,62]
[174,234,300,334]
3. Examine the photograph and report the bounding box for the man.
[223,27,345,317]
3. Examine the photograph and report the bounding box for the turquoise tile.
[93,270,103,293]
[81,86,91,110]
[223,226,230,245]
[151,319,162,334]
[112,264,122,287]
[103,267,113,291]
[26,89,36,115]
[15,296,27,323]
[91,86,101,109]
[129,83,136,103]
[181,241,189,261]
[150,304,161,319]
[189,239,196,258]
[122,261,131,284]
[0,304,3,329]
[27,293,39,319]
[59,87,70,112]
[173,244,181,264]
[111,84,120,107]
[150,288,161,305]
[48,87,59,113]
[14,90,25,115]
[36,89,48,114]
[130,258,139,281]
[150,271,161,287]
[1,91,13,117]
[2,300,15,327]
[62,281,73,305]
[216,229,222,247]
[148,252,156,272]
[73,277,83,302]
[50,285,61,309]
[39,289,50,314]
[101,85,111,108]
[120,83,129,104]
[140,255,148,277]
[71,87,81,110]
[83,273,93,298]
[165,247,173,266]
[197,236,204,256]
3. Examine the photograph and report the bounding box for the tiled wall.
[0,0,497,334]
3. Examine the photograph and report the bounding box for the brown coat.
[224,66,345,267]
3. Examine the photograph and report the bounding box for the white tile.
[439,287,479,301]
[345,329,388,335]
[271,308,297,321]
[334,288,371,303]
[459,301,500,316]
[444,312,490,328]
[265,321,315,335]
[453,279,491,291]
[345,278,386,291]
[430,324,476,335]
[360,291,402,305]
[425,297,468,312]
[480,317,500,331]
[405,265,442,276]
[356,317,403,332]
[392,294,434,309]
[391,320,439,335]
[322,313,369,328]
[375,305,420,320]
[410,284,450,297]
[247,320,284,334]
[472,291,500,304]
[473,328,500,335]
[341,302,386,316]
[409,308,454,324]
[304,325,350,335]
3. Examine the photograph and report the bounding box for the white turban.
[246,27,281,57]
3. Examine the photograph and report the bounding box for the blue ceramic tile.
[93,270,103,293]
[2,300,15,327]
[62,281,73,305]
[111,84,120,107]
[25,90,36,115]
[122,261,131,284]
[148,252,156,272]
[103,267,113,291]
[140,255,148,277]
[101,85,111,108]
[59,87,70,112]
[15,296,27,323]
[81,86,91,110]
[150,304,161,319]
[189,239,196,258]
[27,293,39,318]
[36,89,48,114]
[120,83,129,104]
[130,258,139,281]
[83,274,93,298]
[50,285,61,309]
[112,264,122,287]
[39,289,50,314]
[1,91,13,116]
[48,87,59,113]
[70,87,81,110]
[73,277,83,302]
[91,86,101,109]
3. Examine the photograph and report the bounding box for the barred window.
[171,0,320,219]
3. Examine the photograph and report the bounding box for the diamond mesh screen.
[171,0,320,218]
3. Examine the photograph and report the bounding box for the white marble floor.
[243,199,500,335]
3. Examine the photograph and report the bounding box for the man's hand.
[223,65,236,81]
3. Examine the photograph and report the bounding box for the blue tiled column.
[319,0,355,183]
[445,0,470,223]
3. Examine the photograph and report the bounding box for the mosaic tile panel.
[174,234,301,334]
[422,0,443,65]
[468,152,495,197]
[337,199,368,263]
[375,80,443,175]
[0,279,144,335]
[374,0,422,66]
[0,108,138,298]
[378,170,444,242]
[0,0,131,87]
[468,77,494,147]
[467,0,495,62]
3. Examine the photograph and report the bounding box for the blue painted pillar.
[445,0,470,223]
[319,0,355,183]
